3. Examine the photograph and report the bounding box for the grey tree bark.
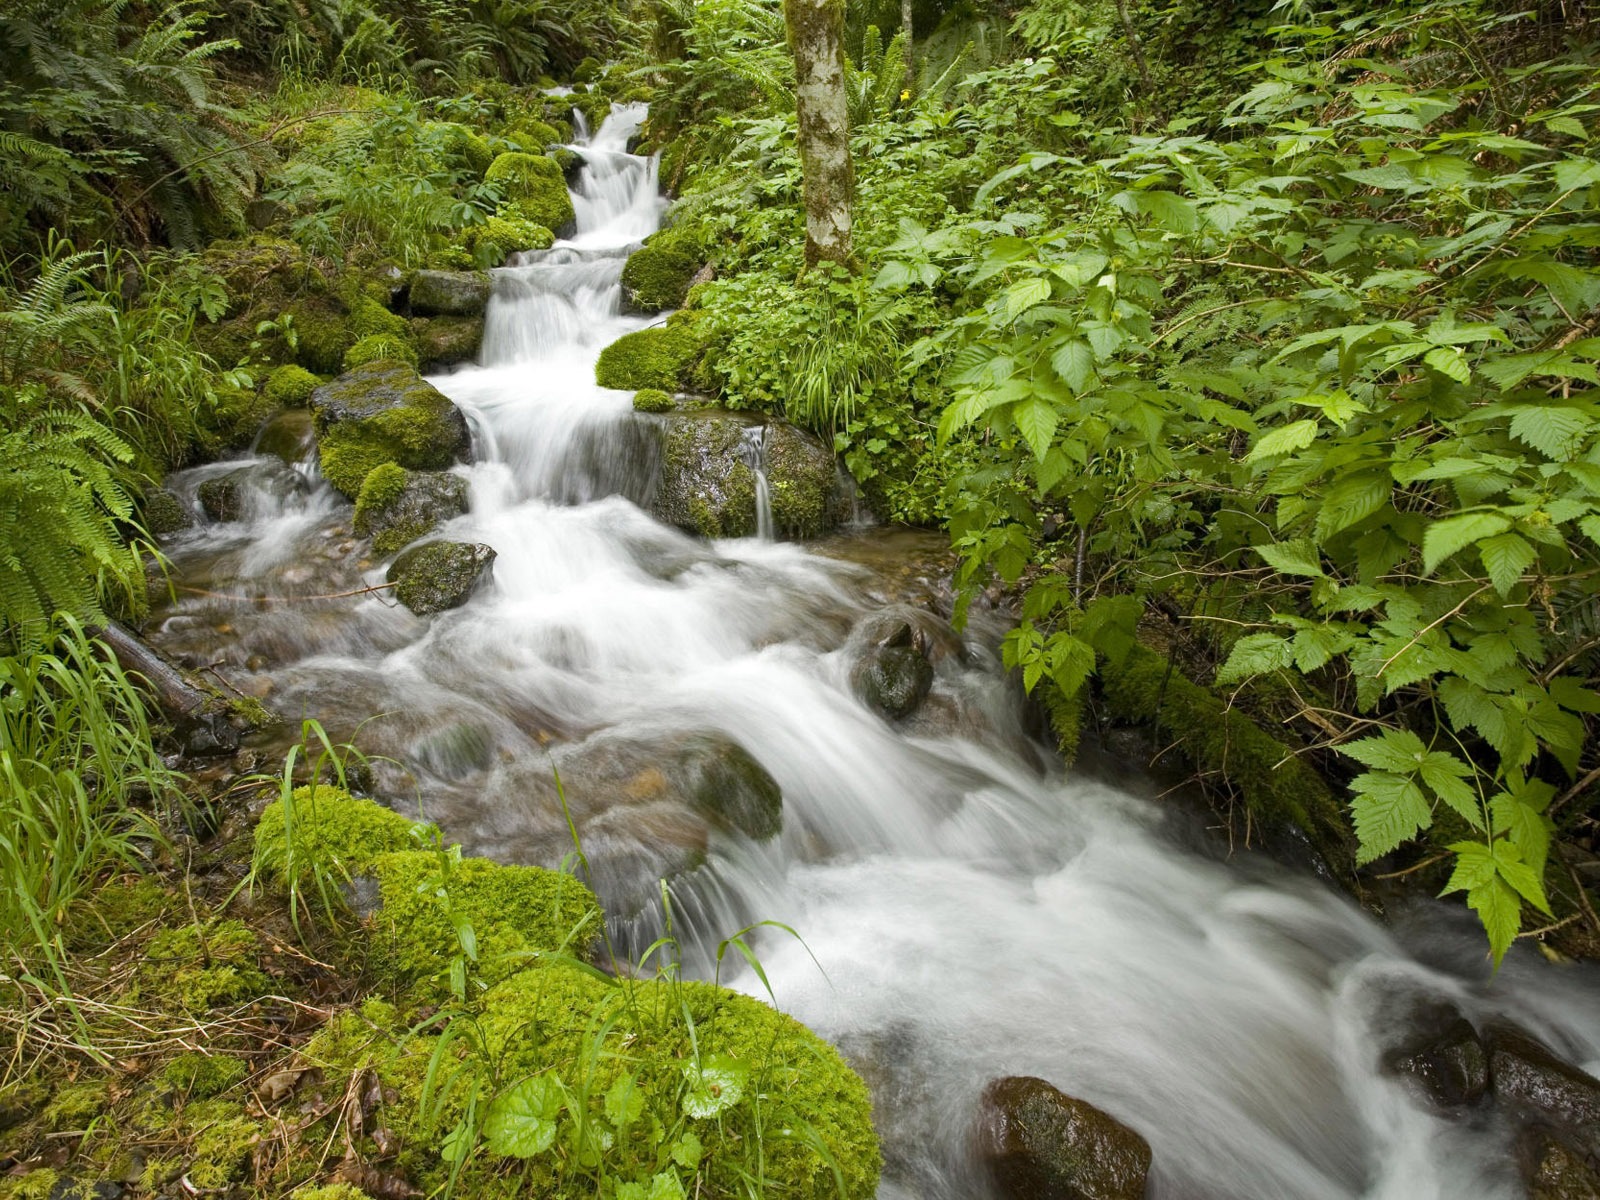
[784,0,856,269]
[901,0,915,96]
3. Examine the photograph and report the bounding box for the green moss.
[438,122,495,176]
[366,852,602,985]
[253,786,418,890]
[0,1169,59,1200]
[505,118,562,153]
[595,312,712,393]
[184,1099,259,1189]
[344,333,419,370]
[264,364,320,407]
[633,388,674,413]
[293,1185,375,1200]
[43,1082,107,1132]
[459,212,556,266]
[161,1054,247,1100]
[480,967,880,1200]
[410,315,483,367]
[207,381,279,452]
[288,302,356,376]
[483,153,575,233]
[355,461,408,517]
[227,694,276,730]
[572,56,602,84]
[143,920,271,1013]
[1100,643,1353,868]
[1038,680,1084,764]
[64,876,172,951]
[349,294,410,341]
[764,423,840,539]
[354,467,468,555]
[621,226,704,312]
[311,362,471,498]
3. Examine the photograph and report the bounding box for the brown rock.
[976,1076,1151,1200]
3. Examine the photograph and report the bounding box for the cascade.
[151,104,1600,1200]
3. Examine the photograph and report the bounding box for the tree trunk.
[1114,0,1155,97]
[901,0,915,97]
[784,0,856,270]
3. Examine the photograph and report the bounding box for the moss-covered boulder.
[595,311,712,393]
[766,421,847,538]
[253,785,417,885]
[354,465,470,555]
[632,387,675,413]
[349,293,410,340]
[309,361,473,498]
[263,364,320,407]
[410,315,484,368]
[344,333,419,370]
[197,460,309,523]
[409,269,493,317]
[142,488,193,537]
[483,152,575,238]
[651,414,758,539]
[479,967,880,1200]
[386,540,495,615]
[976,1076,1152,1200]
[620,226,704,313]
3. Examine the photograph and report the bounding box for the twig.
[177,582,397,604]
[1374,852,1450,879]
[1516,913,1581,939]
[1552,762,1600,817]
[1377,583,1491,677]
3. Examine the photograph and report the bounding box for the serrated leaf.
[1422,511,1511,573]
[1492,843,1551,916]
[1051,339,1095,392]
[1246,419,1320,462]
[1047,633,1097,695]
[1490,794,1552,877]
[1343,164,1423,191]
[1469,875,1521,967]
[1350,771,1431,863]
[1254,538,1324,578]
[1509,405,1591,460]
[1418,752,1483,828]
[1215,633,1293,685]
[1441,841,1497,894]
[1340,729,1427,773]
[1478,532,1535,596]
[605,1073,645,1129]
[1003,276,1054,322]
[1424,345,1471,383]
[1013,397,1059,462]
[648,1172,688,1200]
[1315,471,1391,540]
[671,1131,704,1170]
[484,1076,562,1158]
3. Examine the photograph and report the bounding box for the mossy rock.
[366,852,602,984]
[765,421,847,539]
[852,645,934,720]
[408,270,493,317]
[205,382,281,453]
[595,311,712,394]
[385,540,496,615]
[141,488,194,538]
[478,966,880,1200]
[197,460,309,523]
[437,122,495,176]
[253,408,316,464]
[309,362,473,498]
[483,153,575,238]
[410,315,484,368]
[349,293,409,340]
[620,226,704,313]
[633,388,674,413]
[571,56,603,84]
[343,333,419,371]
[684,738,782,840]
[264,364,320,407]
[651,414,758,539]
[253,785,418,889]
[1100,642,1354,873]
[354,466,470,555]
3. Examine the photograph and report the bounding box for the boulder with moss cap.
[385,540,495,614]
[309,362,473,498]
[483,152,575,237]
[408,269,493,317]
[354,465,469,555]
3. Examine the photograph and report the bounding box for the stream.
[152,106,1600,1199]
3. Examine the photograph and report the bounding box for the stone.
[253,408,315,464]
[853,645,934,720]
[976,1076,1152,1200]
[408,269,493,317]
[309,361,474,498]
[244,198,290,230]
[354,467,470,555]
[650,413,760,539]
[1520,1129,1600,1200]
[1379,996,1489,1109]
[196,460,308,523]
[1488,1024,1600,1155]
[410,314,484,368]
[683,737,783,841]
[142,488,193,537]
[385,540,495,615]
[766,420,849,539]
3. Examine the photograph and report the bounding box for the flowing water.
[152,106,1600,1199]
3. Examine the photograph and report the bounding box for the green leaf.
[1254,539,1324,578]
[1246,419,1319,463]
[1491,793,1552,877]
[1051,339,1095,392]
[1417,752,1482,828]
[1422,511,1512,574]
[1215,633,1293,685]
[1510,405,1592,460]
[1545,116,1588,138]
[671,1131,704,1170]
[604,1073,645,1130]
[1013,397,1059,462]
[1423,345,1471,383]
[1340,729,1427,774]
[682,1056,747,1119]
[1315,471,1391,540]
[1003,276,1054,322]
[1350,771,1431,864]
[1046,633,1097,695]
[648,1172,688,1200]
[1343,164,1423,191]
[1478,532,1535,596]
[483,1076,562,1158]
[1440,841,1496,894]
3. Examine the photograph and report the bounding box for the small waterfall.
[738,425,774,541]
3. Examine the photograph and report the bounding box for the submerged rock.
[385,540,495,615]
[354,465,469,555]
[683,737,783,841]
[1521,1128,1600,1200]
[1378,992,1489,1109]
[142,488,193,537]
[410,314,484,368]
[196,460,308,523]
[309,361,473,499]
[1488,1024,1600,1155]
[408,269,492,317]
[976,1076,1152,1200]
[253,408,315,464]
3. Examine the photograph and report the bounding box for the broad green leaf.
[1469,875,1521,967]
[1003,276,1054,322]
[1215,633,1293,685]
[649,1172,688,1200]
[1491,794,1552,878]
[1440,841,1496,894]
[682,1056,747,1119]
[1490,840,1551,915]
[1423,345,1471,383]
[1047,633,1097,695]
[605,1073,646,1129]
[1315,472,1391,540]
[1422,511,1511,574]
[1478,532,1535,597]
[1340,729,1427,774]
[1051,339,1095,392]
[1246,419,1320,462]
[1418,752,1482,828]
[484,1076,562,1158]
[1509,405,1592,460]
[1013,397,1059,462]
[1350,771,1431,864]
[671,1131,704,1170]
[1254,538,1324,578]
[1343,164,1423,191]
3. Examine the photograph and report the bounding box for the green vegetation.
[484,152,577,234]
[622,226,706,311]
[596,312,713,393]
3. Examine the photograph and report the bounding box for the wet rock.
[142,487,193,537]
[354,467,470,555]
[253,407,316,464]
[411,314,484,368]
[408,269,492,317]
[1519,1128,1600,1200]
[976,1076,1152,1200]
[854,643,934,720]
[196,460,308,522]
[1488,1024,1600,1154]
[766,421,850,539]
[309,361,474,499]
[683,737,783,841]
[385,540,495,615]
[1378,994,1489,1109]
[651,413,759,539]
